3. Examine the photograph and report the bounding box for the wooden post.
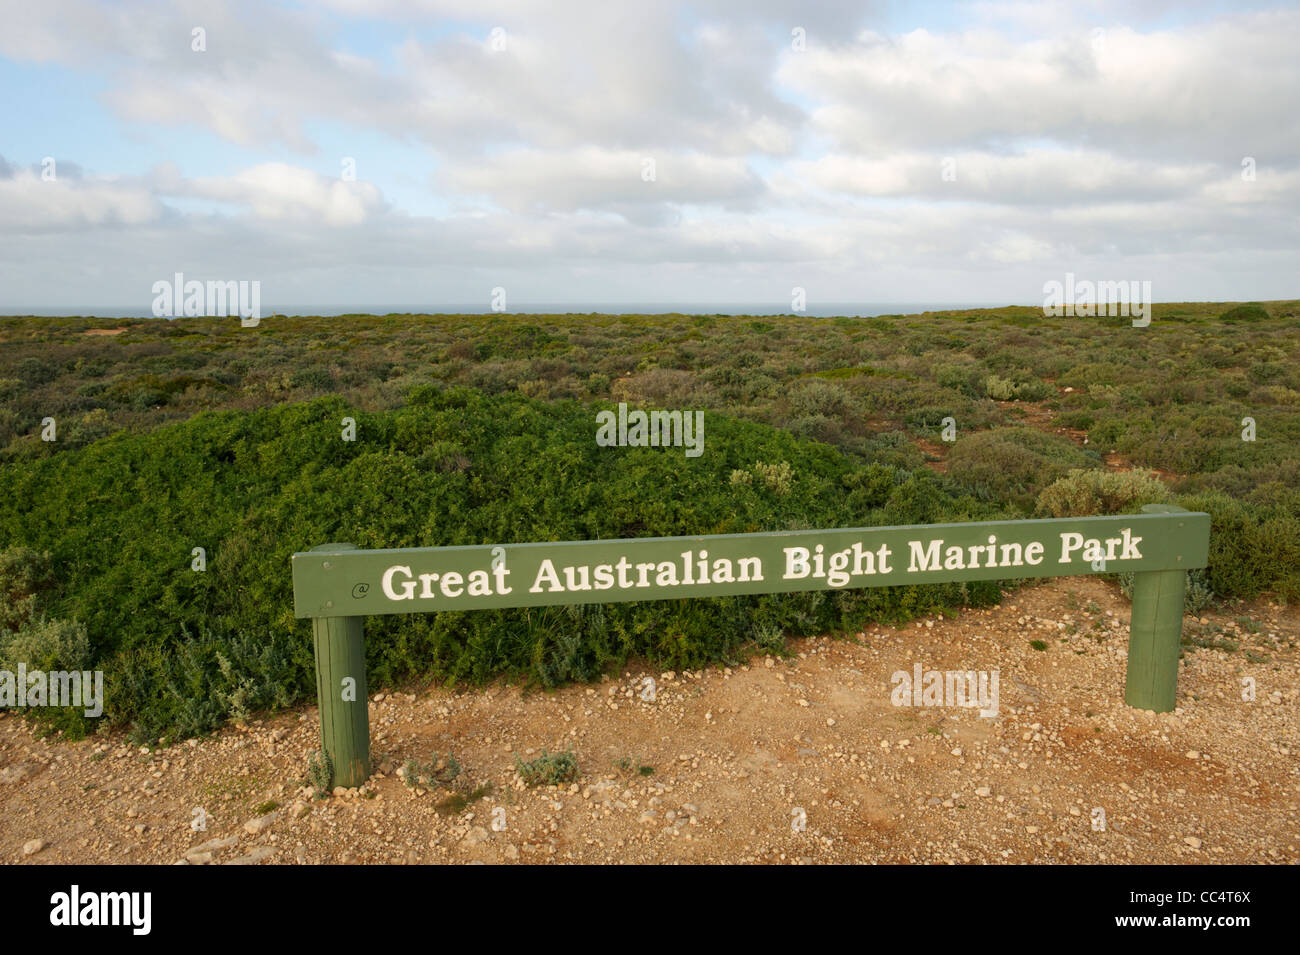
[1125,505,1189,712]
[307,544,370,789]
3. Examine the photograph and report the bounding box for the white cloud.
[441,148,765,220]
[0,1,1297,306]
[173,164,388,225]
[0,167,164,230]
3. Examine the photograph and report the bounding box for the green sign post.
[293,505,1209,788]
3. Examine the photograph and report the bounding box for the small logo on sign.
[352,583,369,599]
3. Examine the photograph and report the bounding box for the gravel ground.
[3,576,1296,865]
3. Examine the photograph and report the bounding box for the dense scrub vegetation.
[0,390,1005,741]
[1,301,1296,741]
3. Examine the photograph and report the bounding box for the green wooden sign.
[292,505,1210,787]
[293,511,1208,618]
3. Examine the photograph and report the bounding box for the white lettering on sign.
[1058,528,1142,564]
[382,562,511,601]
[366,527,1155,603]
[906,536,1046,573]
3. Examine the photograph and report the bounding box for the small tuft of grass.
[614,754,655,777]
[402,751,461,790]
[253,800,280,815]
[516,748,579,787]
[1030,639,1048,651]
[434,783,492,815]
[306,749,333,799]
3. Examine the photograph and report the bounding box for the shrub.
[787,414,844,444]
[1118,569,1214,615]
[946,428,1098,510]
[0,547,55,633]
[787,379,857,419]
[0,615,95,738]
[0,615,92,674]
[306,749,333,798]
[289,366,334,391]
[1171,491,1300,601]
[752,460,794,495]
[0,393,1002,741]
[1219,304,1270,323]
[401,751,461,789]
[1035,469,1172,517]
[984,375,1053,401]
[515,748,579,787]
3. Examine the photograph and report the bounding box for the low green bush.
[515,748,579,787]
[1219,304,1270,323]
[946,428,1099,510]
[0,390,1006,742]
[1035,469,1172,517]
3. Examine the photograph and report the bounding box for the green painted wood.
[292,512,1210,618]
[298,509,1209,763]
[1125,504,1192,712]
[307,545,370,789]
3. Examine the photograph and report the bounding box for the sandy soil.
[2,576,1296,865]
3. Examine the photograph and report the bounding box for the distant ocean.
[3,302,1021,319]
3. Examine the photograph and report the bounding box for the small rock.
[191,835,239,853]
[224,846,275,865]
[0,765,31,785]
[22,839,45,857]
[244,811,280,834]
[1184,836,1202,850]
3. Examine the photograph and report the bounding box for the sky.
[0,0,1297,313]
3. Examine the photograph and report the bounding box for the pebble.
[244,811,280,834]
[225,846,275,865]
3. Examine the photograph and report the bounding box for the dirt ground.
[2,576,1296,865]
